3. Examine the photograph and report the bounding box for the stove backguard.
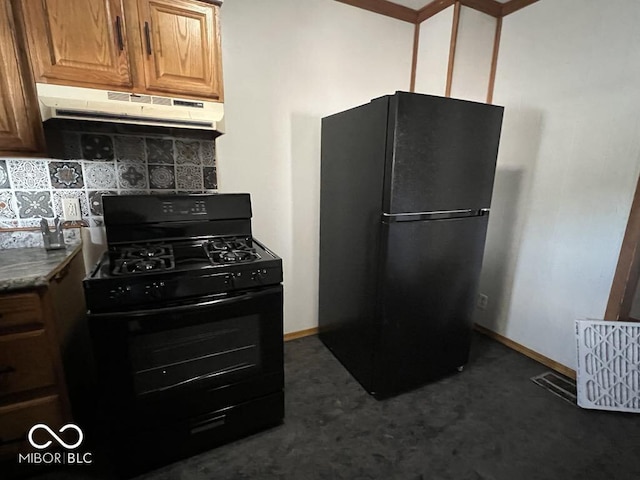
[102,194,253,244]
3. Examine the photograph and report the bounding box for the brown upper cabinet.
[19,0,133,88]
[137,0,222,99]
[0,0,45,155]
[18,0,223,101]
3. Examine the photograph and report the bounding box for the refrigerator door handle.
[382,208,490,222]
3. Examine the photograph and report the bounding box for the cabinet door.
[20,0,132,88]
[138,0,223,100]
[0,0,44,155]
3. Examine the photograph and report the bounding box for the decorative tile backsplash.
[0,126,218,249]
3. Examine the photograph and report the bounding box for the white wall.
[450,6,495,103]
[476,0,640,369]
[217,0,413,333]
[414,6,453,96]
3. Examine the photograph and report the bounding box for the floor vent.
[531,371,577,405]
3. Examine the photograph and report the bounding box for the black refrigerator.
[318,91,503,399]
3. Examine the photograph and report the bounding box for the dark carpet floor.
[21,333,640,480]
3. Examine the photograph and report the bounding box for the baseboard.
[473,323,576,380]
[283,327,319,342]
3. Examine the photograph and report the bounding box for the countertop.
[0,243,83,292]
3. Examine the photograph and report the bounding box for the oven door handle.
[91,285,282,318]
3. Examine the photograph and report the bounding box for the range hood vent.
[37,83,224,132]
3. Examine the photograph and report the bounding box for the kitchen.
[1,0,640,478]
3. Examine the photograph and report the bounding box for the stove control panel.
[225,268,272,289]
[86,263,283,312]
[161,199,207,216]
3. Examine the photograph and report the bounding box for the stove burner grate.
[111,243,175,275]
[203,236,260,265]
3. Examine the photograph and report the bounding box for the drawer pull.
[0,365,16,375]
[190,415,225,435]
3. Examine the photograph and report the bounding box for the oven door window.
[129,314,260,396]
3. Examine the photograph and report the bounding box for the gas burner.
[119,244,172,259]
[110,243,176,275]
[127,258,169,273]
[203,236,260,265]
[220,251,254,263]
[112,257,175,275]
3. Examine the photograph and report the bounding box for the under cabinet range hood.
[36,84,224,132]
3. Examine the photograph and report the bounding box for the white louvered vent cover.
[152,96,172,106]
[130,94,152,104]
[107,91,130,102]
[575,319,640,413]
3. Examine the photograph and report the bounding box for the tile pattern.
[0,219,18,228]
[0,160,9,188]
[202,141,216,166]
[88,191,115,216]
[7,160,49,190]
[61,132,82,159]
[176,165,202,190]
[148,165,175,189]
[203,167,217,190]
[114,136,146,162]
[49,162,84,189]
[118,163,148,189]
[0,129,217,248]
[176,140,201,164]
[0,191,17,218]
[84,163,117,189]
[146,138,174,164]
[15,191,54,218]
[82,134,114,160]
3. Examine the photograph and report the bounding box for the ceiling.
[390,0,509,8]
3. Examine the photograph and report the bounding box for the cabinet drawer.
[0,292,43,330]
[0,395,64,446]
[0,330,56,397]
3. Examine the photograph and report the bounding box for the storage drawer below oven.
[108,390,284,477]
[127,369,284,426]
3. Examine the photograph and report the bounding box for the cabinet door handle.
[144,21,152,55]
[0,365,15,376]
[115,16,124,51]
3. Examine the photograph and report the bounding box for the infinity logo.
[28,424,84,450]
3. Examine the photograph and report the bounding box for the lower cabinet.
[0,251,86,461]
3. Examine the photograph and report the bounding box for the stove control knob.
[109,285,132,299]
[144,282,163,299]
[251,271,263,282]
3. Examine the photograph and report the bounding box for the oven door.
[89,285,283,426]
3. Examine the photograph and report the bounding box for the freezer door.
[384,92,503,214]
[372,214,489,397]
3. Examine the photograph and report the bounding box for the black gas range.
[83,194,284,476]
